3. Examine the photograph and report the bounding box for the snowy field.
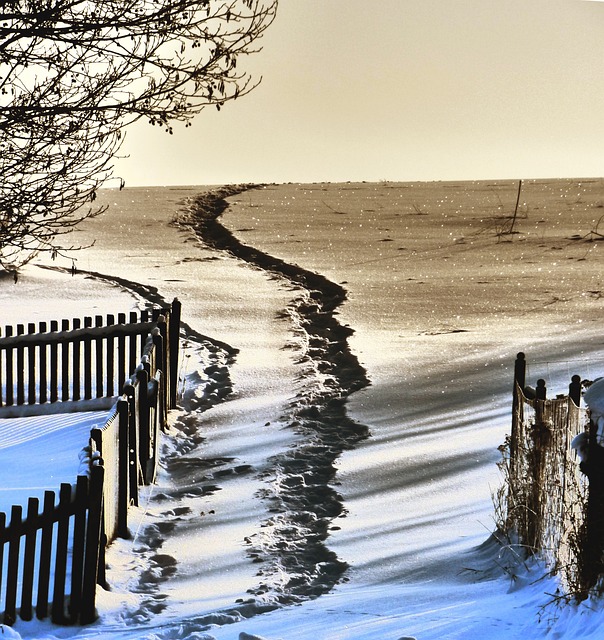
[1,179,604,639]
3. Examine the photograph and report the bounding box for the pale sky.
[114,0,604,187]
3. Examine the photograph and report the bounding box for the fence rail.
[0,299,181,625]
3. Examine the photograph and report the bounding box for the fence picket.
[126,381,140,502]
[69,475,88,622]
[16,324,24,405]
[117,398,131,538]
[118,313,126,393]
[169,298,182,408]
[27,323,36,405]
[4,504,22,625]
[36,491,55,620]
[4,327,13,406]
[95,316,104,398]
[84,317,93,400]
[20,497,39,621]
[51,483,71,624]
[137,368,151,485]
[106,315,115,397]
[50,321,58,403]
[23,322,37,404]
[39,322,48,405]
[72,318,81,402]
[128,312,138,377]
[81,464,104,625]
[61,320,70,402]
[0,512,5,604]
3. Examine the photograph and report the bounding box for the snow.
[0,411,108,514]
[1,179,604,639]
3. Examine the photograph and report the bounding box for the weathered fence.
[503,352,591,596]
[0,299,181,625]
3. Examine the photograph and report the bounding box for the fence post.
[526,378,548,552]
[81,463,104,625]
[510,352,526,479]
[569,374,582,407]
[136,367,152,484]
[124,381,141,494]
[535,378,546,423]
[169,298,181,409]
[148,374,162,483]
[535,378,546,399]
[514,352,526,388]
[117,398,131,539]
[152,329,168,429]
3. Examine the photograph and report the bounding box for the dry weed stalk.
[494,389,591,599]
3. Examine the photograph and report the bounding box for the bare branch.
[0,0,278,269]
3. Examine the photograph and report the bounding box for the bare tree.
[0,0,277,270]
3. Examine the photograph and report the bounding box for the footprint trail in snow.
[178,185,371,604]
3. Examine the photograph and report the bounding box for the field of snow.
[1,178,604,639]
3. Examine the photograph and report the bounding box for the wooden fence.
[0,299,181,625]
[0,466,104,626]
[505,352,591,596]
[0,299,180,417]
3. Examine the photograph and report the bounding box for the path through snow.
[176,186,372,603]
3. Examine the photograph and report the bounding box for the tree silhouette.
[0,0,277,270]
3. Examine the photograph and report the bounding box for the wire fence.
[499,353,593,597]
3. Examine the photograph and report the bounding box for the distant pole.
[509,179,523,235]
